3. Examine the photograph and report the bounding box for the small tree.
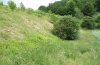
[8,1,16,11]
[82,2,95,16]
[53,16,80,40]
[20,2,25,10]
[0,2,3,6]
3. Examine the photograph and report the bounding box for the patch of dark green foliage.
[0,2,3,6]
[8,1,16,11]
[81,16,95,29]
[52,16,80,40]
[38,0,98,17]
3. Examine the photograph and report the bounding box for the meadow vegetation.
[0,0,100,65]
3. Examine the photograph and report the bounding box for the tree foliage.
[53,16,80,40]
[0,2,3,6]
[38,0,97,17]
[95,0,100,12]
[47,1,67,15]
[66,0,76,16]
[81,2,95,16]
[20,2,25,10]
[8,1,16,11]
[38,5,47,12]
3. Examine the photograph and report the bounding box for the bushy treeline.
[52,16,80,40]
[38,0,100,16]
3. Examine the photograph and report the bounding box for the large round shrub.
[81,16,95,29]
[52,16,80,40]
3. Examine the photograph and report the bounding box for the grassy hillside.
[0,6,100,65]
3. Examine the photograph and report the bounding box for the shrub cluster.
[52,16,80,40]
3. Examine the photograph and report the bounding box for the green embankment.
[0,6,100,65]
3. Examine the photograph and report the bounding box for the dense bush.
[8,1,16,11]
[81,2,95,16]
[81,16,95,29]
[52,16,80,40]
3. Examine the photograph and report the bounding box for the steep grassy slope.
[0,6,100,65]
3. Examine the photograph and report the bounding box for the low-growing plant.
[81,16,95,29]
[52,16,80,40]
[8,1,16,11]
